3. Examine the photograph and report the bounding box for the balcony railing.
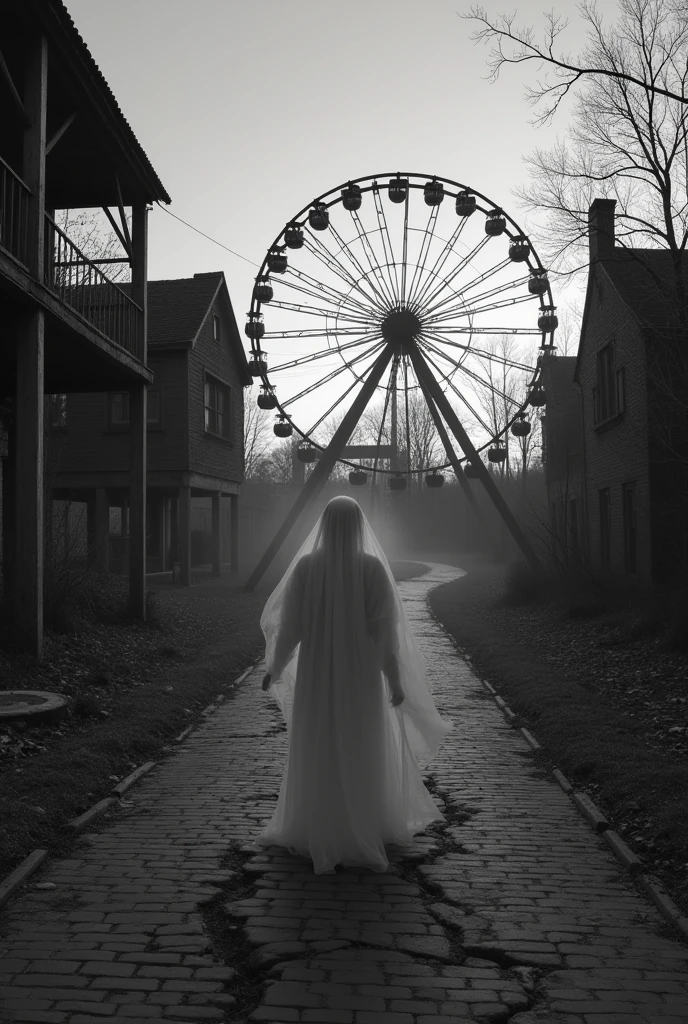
[44,215,143,362]
[0,155,31,266]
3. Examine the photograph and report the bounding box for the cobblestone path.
[1,564,687,1024]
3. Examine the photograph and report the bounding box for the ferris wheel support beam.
[407,345,544,575]
[416,379,499,557]
[244,343,396,592]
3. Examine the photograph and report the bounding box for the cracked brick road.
[1,564,687,1024]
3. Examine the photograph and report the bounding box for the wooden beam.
[128,385,147,617]
[0,45,29,125]
[103,206,132,261]
[15,310,45,656]
[245,343,395,591]
[115,175,133,259]
[46,111,77,156]
[22,34,48,281]
[408,345,544,574]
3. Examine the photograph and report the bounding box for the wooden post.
[94,487,109,571]
[14,35,47,656]
[230,493,239,573]
[128,202,148,616]
[245,343,394,591]
[178,486,191,586]
[211,492,221,576]
[408,345,544,574]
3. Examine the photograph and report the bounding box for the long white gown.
[255,497,451,875]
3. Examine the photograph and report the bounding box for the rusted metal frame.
[405,205,440,309]
[411,218,468,311]
[280,334,384,410]
[421,333,536,373]
[303,342,386,437]
[424,256,514,320]
[278,265,377,319]
[420,235,492,313]
[408,345,543,574]
[427,288,535,327]
[268,333,382,374]
[421,332,522,409]
[263,326,379,341]
[244,343,395,591]
[415,364,496,548]
[46,111,77,156]
[417,338,494,434]
[425,268,531,321]
[267,298,372,326]
[344,211,396,310]
[303,231,386,314]
[327,216,393,310]
[371,185,400,305]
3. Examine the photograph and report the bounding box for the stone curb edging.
[476,674,688,942]
[0,661,261,913]
[0,849,48,909]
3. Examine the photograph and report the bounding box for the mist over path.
[0,563,686,1022]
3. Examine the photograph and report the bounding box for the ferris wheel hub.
[381,306,423,350]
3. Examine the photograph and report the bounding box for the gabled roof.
[20,0,171,204]
[146,272,252,386]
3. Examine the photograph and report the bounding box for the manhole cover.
[0,690,67,724]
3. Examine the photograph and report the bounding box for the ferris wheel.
[244,172,554,587]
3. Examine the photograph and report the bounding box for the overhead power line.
[155,202,260,267]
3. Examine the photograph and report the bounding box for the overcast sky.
[63,0,592,325]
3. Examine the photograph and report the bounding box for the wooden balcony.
[0,154,31,266]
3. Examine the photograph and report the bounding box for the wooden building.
[543,199,687,583]
[51,272,252,583]
[0,0,170,654]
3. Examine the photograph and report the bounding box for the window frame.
[203,371,232,441]
[106,389,162,431]
[212,314,221,343]
[594,342,625,428]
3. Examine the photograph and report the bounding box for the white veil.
[260,495,452,766]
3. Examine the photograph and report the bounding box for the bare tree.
[466,0,688,126]
[243,386,275,480]
[55,209,131,283]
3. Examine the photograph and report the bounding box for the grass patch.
[428,559,688,916]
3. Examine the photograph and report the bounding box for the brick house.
[0,0,169,654]
[539,354,584,566]
[544,199,687,583]
[51,272,252,584]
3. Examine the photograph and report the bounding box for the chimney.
[588,198,616,261]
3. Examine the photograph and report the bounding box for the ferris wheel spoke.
[419,236,494,313]
[278,266,377,319]
[406,205,440,309]
[417,340,495,435]
[410,219,469,311]
[303,233,386,312]
[400,190,410,305]
[263,326,382,340]
[421,334,524,408]
[301,341,388,437]
[372,361,395,473]
[403,356,412,471]
[429,325,541,337]
[281,337,385,410]
[426,290,538,326]
[326,220,393,311]
[268,333,386,374]
[347,210,397,309]
[267,298,376,326]
[420,333,536,373]
[372,186,401,305]
[424,269,531,322]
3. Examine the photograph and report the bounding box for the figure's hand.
[261,673,272,691]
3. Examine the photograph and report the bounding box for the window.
[623,482,637,575]
[213,314,221,342]
[204,374,231,439]
[108,390,161,428]
[594,344,625,425]
[48,393,67,430]
[599,488,611,568]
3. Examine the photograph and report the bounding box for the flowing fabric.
[255,495,453,874]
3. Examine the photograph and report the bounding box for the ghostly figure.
[256,495,452,874]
